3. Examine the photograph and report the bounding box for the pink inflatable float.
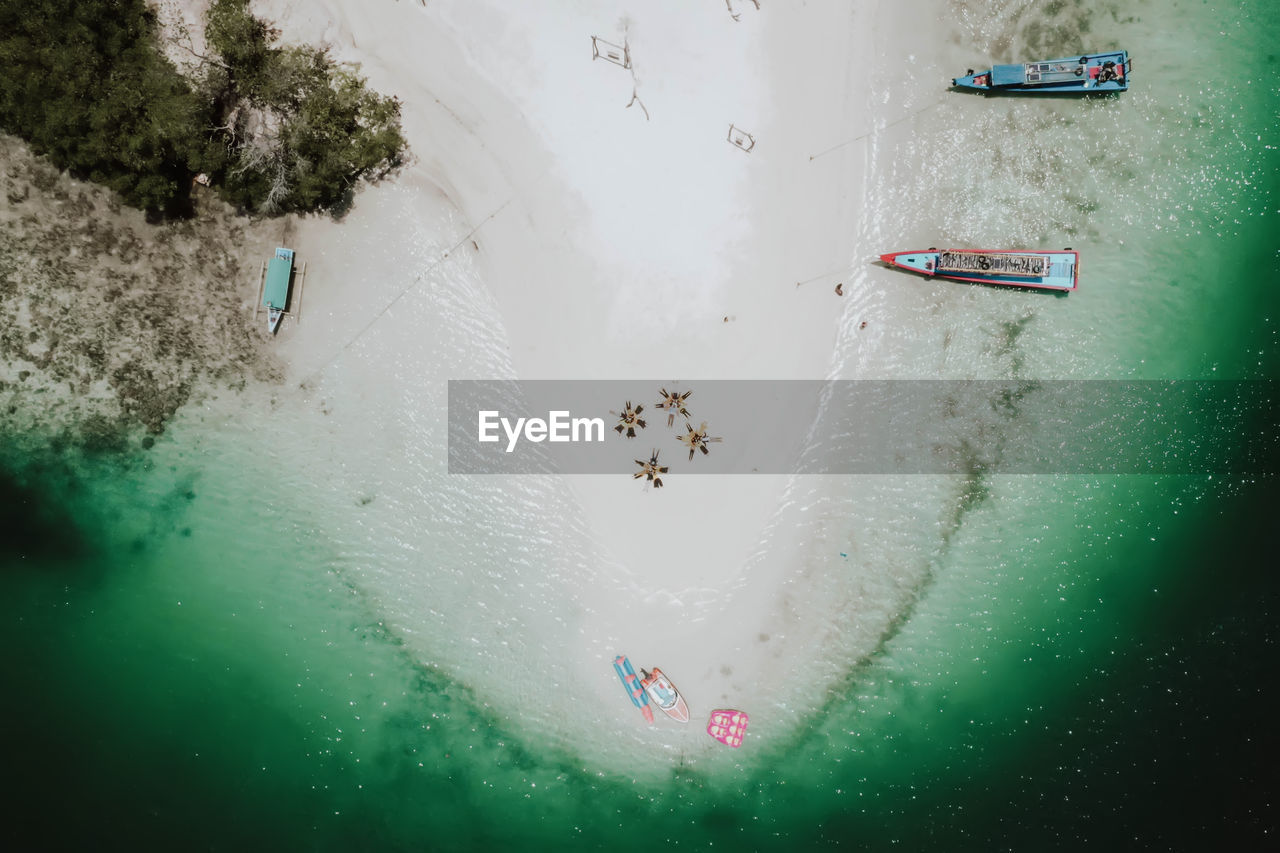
[707,709,749,747]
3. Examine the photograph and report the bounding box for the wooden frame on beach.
[727,124,756,153]
[591,36,630,69]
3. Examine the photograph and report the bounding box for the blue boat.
[953,51,1129,93]
[879,248,1079,292]
[262,247,295,334]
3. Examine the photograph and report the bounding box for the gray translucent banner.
[447,380,1277,475]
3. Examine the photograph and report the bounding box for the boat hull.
[641,668,690,724]
[879,249,1078,292]
[953,51,1129,93]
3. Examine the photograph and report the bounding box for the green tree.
[0,0,404,216]
[0,0,219,213]
[205,0,404,214]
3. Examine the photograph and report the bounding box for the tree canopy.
[0,0,405,215]
[0,0,219,213]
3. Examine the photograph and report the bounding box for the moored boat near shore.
[879,248,1079,292]
[953,51,1129,94]
[262,247,295,334]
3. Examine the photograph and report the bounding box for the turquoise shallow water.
[3,0,1278,848]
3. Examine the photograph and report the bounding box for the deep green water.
[2,466,1276,849]
[3,0,1279,849]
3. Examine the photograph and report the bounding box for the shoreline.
[241,0,888,753]
[1,0,899,771]
[3,0,908,772]
[233,0,892,765]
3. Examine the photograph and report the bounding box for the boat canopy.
[646,676,678,707]
[991,64,1027,87]
[938,250,1047,277]
[263,248,294,309]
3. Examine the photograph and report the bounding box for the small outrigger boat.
[262,247,295,334]
[953,51,1129,94]
[613,655,654,724]
[879,248,1079,292]
[640,668,690,723]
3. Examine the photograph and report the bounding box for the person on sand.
[610,401,645,437]
[656,387,691,428]
[679,421,722,460]
[633,450,667,488]
[834,283,843,296]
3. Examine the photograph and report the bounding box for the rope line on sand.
[795,265,850,287]
[808,99,943,161]
[298,197,513,389]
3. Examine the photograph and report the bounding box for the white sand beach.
[156,0,968,771]
[251,0,881,764]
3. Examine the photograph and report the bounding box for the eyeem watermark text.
[478,410,605,452]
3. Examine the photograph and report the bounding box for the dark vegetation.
[0,0,404,216]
